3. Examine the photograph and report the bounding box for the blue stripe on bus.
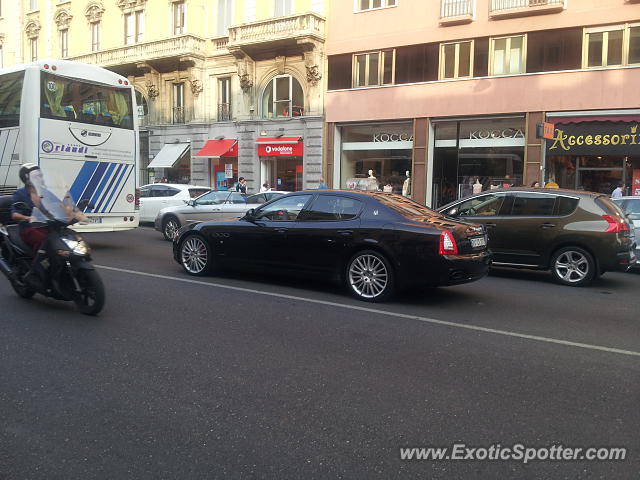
[69,161,99,205]
[108,165,133,213]
[104,164,130,214]
[89,162,117,213]
[95,164,123,213]
[81,162,109,212]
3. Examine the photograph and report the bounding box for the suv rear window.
[555,196,579,216]
[595,196,625,216]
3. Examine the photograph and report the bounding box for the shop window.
[395,44,438,84]
[59,29,69,58]
[302,196,364,221]
[328,54,353,90]
[583,23,640,68]
[510,193,556,216]
[440,40,473,79]
[490,35,526,75]
[353,50,395,87]
[355,0,396,12]
[527,28,582,73]
[173,1,185,35]
[261,75,304,118]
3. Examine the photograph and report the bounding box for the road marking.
[96,264,640,358]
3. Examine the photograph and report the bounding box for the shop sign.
[468,128,524,140]
[547,122,640,156]
[258,142,303,156]
[372,133,414,142]
[224,164,233,178]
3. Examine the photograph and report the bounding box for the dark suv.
[438,188,635,286]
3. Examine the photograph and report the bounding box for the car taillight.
[135,188,140,210]
[439,230,459,255]
[603,215,629,233]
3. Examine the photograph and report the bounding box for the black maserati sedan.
[172,190,492,302]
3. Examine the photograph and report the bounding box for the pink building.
[325,0,640,206]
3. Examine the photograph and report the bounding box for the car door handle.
[338,230,353,236]
[275,228,288,234]
[485,223,497,229]
[541,222,556,229]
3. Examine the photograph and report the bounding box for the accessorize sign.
[546,121,640,156]
[258,141,303,156]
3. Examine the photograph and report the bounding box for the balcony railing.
[68,34,207,68]
[218,103,231,121]
[491,0,563,12]
[212,35,229,52]
[227,12,325,55]
[172,106,186,124]
[441,0,474,18]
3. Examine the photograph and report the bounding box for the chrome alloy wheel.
[554,250,590,284]
[163,218,179,241]
[348,253,389,299]
[181,236,209,274]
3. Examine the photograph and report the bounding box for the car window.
[246,193,267,204]
[302,195,364,221]
[510,193,556,216]
[255,194,313,222]
[150,186,166,198]
[194,191,229,205]
[264,192,285,201]
[139,187,151,198]
[555,196,579,216]
[618,199,640,220]
[452,194,505,217]
[188,188,210,198]
[163,187,180,197]
[226,192,247,204]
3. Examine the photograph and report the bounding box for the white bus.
[0,60,139,231]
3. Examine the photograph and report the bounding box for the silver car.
[612,196,640,268]
[154,190,288,240]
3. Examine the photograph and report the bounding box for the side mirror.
[244,208,256,220]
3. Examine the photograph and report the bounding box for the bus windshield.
[40,71,134,129]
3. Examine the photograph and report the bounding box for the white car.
[138,184,211,222]
[154,190,289,240]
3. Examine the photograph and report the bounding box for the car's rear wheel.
[180,235,213,276]
[346,250,395,302]
[162,216,180,241]
[550,246,595,287]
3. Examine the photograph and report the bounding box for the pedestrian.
[260,183,271,192]
[318,177,328,189]
[611,182,624,198]
[236,177,247,194]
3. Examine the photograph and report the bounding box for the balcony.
[440,0,474,26]
[227,12,325,60]
[68,35,207,76]
[490,0,565,19]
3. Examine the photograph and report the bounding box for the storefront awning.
[147,143,190,169]
[194,139,238,158]
[256,137,303,156]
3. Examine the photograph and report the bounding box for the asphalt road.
[1,226,639,479]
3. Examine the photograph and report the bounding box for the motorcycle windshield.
[28,168,86,225]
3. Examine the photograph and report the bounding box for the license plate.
[88,217,102,224]
[470,236,486,248]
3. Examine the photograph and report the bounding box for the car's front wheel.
[180,235,213,276]
[345,250,395,302]
[550,246,596,287]
[162,216,181,241]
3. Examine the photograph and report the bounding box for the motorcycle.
[0,171,105,315]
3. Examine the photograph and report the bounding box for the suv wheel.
[550,246,595,287]
[162,216,181,241]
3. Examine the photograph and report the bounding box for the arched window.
[135,90,149,125]
[262,74,304,119]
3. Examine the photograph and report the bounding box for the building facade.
[325,0,640,207]
[5,0,327,193]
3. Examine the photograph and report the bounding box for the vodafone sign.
[257,137,303,156]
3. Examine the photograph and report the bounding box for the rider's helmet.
[19,163,40,185]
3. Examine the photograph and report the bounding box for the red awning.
[193,139,238,157]
[256,136,302,145]
[550,116,640,124]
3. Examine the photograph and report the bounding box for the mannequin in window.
[367,169,379,191]
[402,171,411,197]
[472,178,483,194]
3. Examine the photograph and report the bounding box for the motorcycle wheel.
[10,260,36,299]
[73,269,105,316]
